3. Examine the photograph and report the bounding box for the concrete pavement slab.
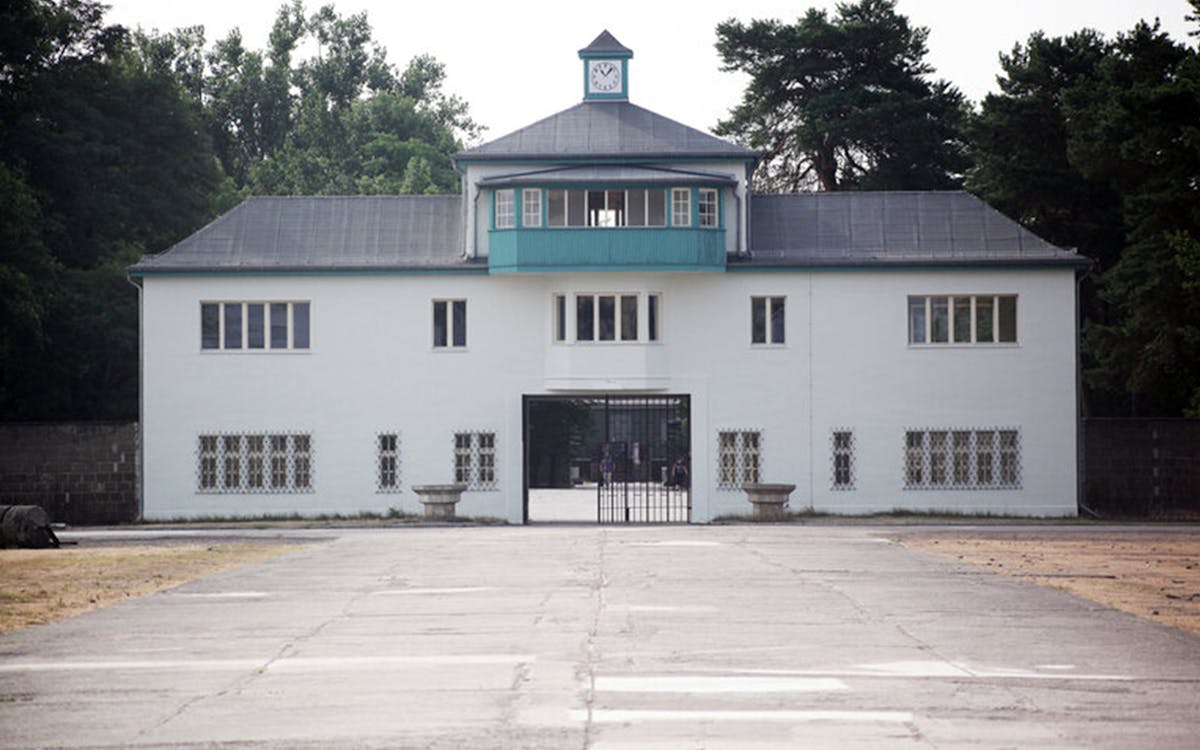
[1,524,1198,748]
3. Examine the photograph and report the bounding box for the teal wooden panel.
[487,228,725,272]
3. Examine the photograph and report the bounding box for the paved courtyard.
[2,524,1198,749]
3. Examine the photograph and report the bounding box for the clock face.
[589,60,622,93]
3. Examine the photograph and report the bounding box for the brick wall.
[1083,419,1200,519]
[0,422,139,525]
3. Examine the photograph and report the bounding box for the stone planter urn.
[742,483,796,520]
[412,484,468,519]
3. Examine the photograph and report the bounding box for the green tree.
[715,0,969,191]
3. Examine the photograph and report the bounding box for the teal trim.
[488,227,726,272]
[514,188,523,228]
[690,187,700,228]
[582,57,629,100]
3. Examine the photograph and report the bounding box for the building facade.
[130,32,1089,522]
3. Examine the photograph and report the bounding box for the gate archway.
[523,395,690,524]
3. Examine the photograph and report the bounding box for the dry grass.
[0,543,303,634]
[901,531,1200,636]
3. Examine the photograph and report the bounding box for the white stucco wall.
[140,266,1078,522]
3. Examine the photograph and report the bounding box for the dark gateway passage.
[523,395,690,523]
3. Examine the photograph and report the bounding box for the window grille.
[831,430,855,490]
[717,430,762,489]
[453,431,497,490]
[197,432,313,493]
[377,433,401,492]
[903,428,1021,490]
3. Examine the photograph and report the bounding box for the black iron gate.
[523,394,690,524]
[596,396,690,524]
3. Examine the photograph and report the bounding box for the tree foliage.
[0,0,475,420]
[969,14,1200,416]
[715,0,969,191]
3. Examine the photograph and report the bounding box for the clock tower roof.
[579,30,632,58]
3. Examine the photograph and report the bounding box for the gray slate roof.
[130,191,1087,274]
[130,196,467,273]
[455,101,757,162]
[744,191,1088,268]
[579,30,632,56]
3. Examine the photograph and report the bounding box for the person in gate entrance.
[600,448,614,487]
[669,456,688,489]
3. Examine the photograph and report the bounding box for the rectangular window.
[567,190,586,226]
[224,304,242,350]
[554,294,566,342]
[620,295,638,341]
[198,432,312,493]
[453,431,497,490]
[201,304,220,349]
[246,435,265,489]
[908,295,1018,345]
[494,189,515,229]
[904,428,1020,490]
[597,295,616,341]
[698,188,718,228]
[627,189,646,226]
[576,295,594,341]
[548,189,566,227]
[832,430,855,490]
[568,293,653,343]
[751,296,785,345]
[377,433,399,492]
[647,189,667,226]
[522,188,541,228]
[246,304,265,349]
[717,430,762,490]
[201,302,309,351]
[270,303,288,349]
[671,188,691,227]
[433,299,467,349]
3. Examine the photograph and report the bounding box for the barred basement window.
[718,430,761,489]
[903,428,1021,490]
[197,432,313,493]
[454,431,497,490]
[831,430,855,490]
[377,433,400,492]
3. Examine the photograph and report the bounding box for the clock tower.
[580,30,632,101]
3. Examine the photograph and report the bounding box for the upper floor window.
[671,188,691,227]
[433,299,467,349]
[495,189,515,229]
[751,296,785,345]
[547,189,668,228]
[908,295,1016,345]
[698,188,719,228]
[522,188,542,228]
[201,301,309,351]
[556,292,660,343]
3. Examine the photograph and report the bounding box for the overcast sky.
[102,0,1197,142]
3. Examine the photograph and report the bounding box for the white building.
[130,32,1089,523]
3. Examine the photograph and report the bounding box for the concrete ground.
[1,524,1198,749]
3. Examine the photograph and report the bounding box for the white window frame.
[522,188,542,228]
[907,295,1017,346]
[751,296,786,346]
[698,188,719,228]
[432,299,467,349]
[671,188,691,227]
[717,430,762,490]
[201,301,310,352]
[494,189,515,229]
[903,427,1021,490]
[563,292,656,344]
